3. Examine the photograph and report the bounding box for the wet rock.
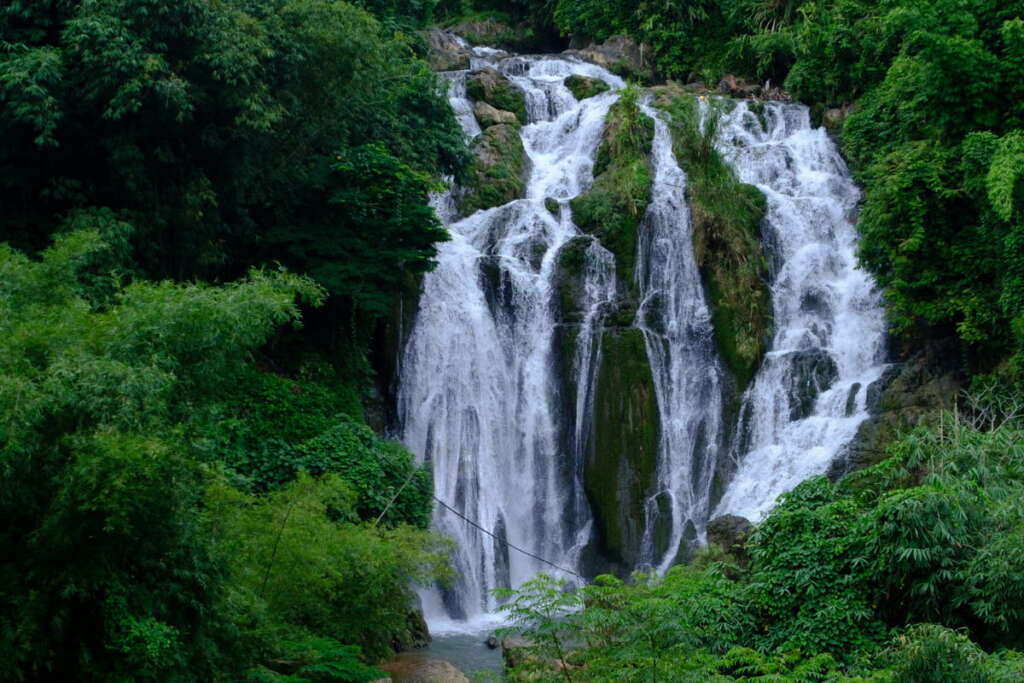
[367,272,423,434]
[378,653,469,683]
[544,197,560,215]
[564,35,653,83]
[844,382,862,417]
[479,256,515,323]
[706,514,753,564]
[564,74,609,100]
[420,28,471,72]
[473,100,518,128]
[485,635,499,649]
[466,68,527,123]
[831,339,962,478]
[402,609,431,650]
[784,349,839,421]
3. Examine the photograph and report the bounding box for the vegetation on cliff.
[571,85,654,298]
[565,75,610,100]
[459,123,528,214]
[656,90,772,393]
[458,68,530,214]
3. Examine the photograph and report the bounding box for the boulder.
[420,28,470,72]
[466,68,527,123]
[451,18,519,50]
[473,100,518,127]
[501,636,576,679]
[564,35,653,83]
[501,636,532,671]
[706,514,753,562]
[783,348,839,421]
[377,653,469,683]
[822,105,853,131]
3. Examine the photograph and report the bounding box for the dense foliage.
[0,228,445,681]
[500,406,1024,680]
[0,0,465,313]
[0,0,461,680]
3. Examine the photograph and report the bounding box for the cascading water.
[635,101,726,573]
[713,102,888,521]
[399,45,888,626]
[398,52,624,623]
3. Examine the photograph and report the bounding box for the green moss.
[466,69,527,124]
[565,75,610,100]
[545,197,560,215]
[554,236,589,318]
[656,92,772,393]
[571,86,654,298]
[459,123,527,214]
[585,327,660,566]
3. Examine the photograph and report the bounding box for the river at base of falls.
[398,45,887,625]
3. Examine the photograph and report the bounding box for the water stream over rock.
[398,48,887,624]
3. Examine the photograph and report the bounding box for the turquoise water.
[424,631,504,680]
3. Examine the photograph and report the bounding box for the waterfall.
[712,102,888,521]
[398,53,624,623]
[399,47,887,625]
[635,101,726,572]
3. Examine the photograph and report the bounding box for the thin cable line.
[433,496,584,580]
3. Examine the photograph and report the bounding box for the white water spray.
[713,102,887,521]
[399,54,624,621]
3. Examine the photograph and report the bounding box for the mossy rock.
[466,68,527,124]
[459,123,527,215]
[584,327,660,567]
[544,197,560,215]
[553,236,591,323]
[565,75,610,100]
[571,88,654,299]
[474,100,518,128]
[656,92,773,393]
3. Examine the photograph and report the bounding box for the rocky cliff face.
[831,338,963,478]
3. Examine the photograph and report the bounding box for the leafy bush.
[499,407,1024,679]
[208,473,451,664]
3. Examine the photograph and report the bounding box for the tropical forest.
[1,0,1023,681]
